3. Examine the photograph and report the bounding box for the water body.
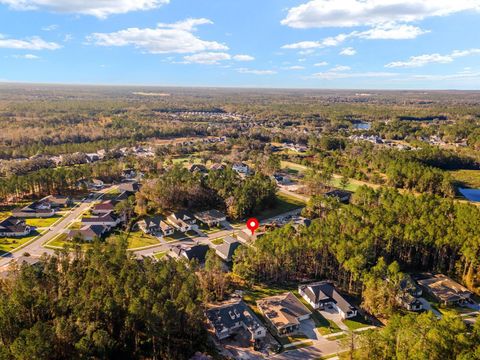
[458,188,480,202]
[354,122,371,130]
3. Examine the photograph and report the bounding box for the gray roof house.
[206,300,266,342]
[194,209,227,227]
[299,281,357,319]
[68,225,108,242]
[137,216,174,237]
[167,211,197,232]
[215,236,241,262]
[0,217,31,237]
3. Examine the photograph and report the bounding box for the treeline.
[0,160,125,202]
[136,165,277,220]
[356,312,480,359]
[233,187,480,293]
[0,241,207,359]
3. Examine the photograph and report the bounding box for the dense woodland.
[234,187,480,294]
[0,241,208,360]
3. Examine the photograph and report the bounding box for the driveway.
[417,297,442,318]
[319,308,349,331]
[297,319,321,341]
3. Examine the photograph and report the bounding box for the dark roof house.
[215,236,241,262]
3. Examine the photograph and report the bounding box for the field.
[0,231,40,254]
[342,315,372,330]
[450,169,480,188]
[125,230,161,249]
[257,192,306,220]
[25,215,62,228]
[153,251,168,260]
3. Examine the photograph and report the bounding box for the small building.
[396,275,423,311]
[257,292,311,335]
[206,300,266,342]
[167,211,198,232]
[81,212,121,228]
[215,236,241,262]
[324,189,353,203]
[40,195,73,208]
[189,164,208,174]
[68,225,108,242]
[273,174,291,186]
[417,274,472,306]
[118,182,141,193]
[236,229,256,243]
[232,163,250,175]
[91,200,116,215]
[12,202,55,218]
[0,217,31,237]
[299,281,357,319]
[194,209,227,227]
[170,244,209,263]
[137,216,174,237]
[210,163,226,171]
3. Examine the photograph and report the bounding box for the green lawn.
[450,169,480,188]
[257,192,305,220]
[153,251,167,260]
[281,161,309,173]
[25,215,62,228]
[163,230,190,242]
[125,230,161,249]
[342,315,372,330]
[45,233,92,251]
[211,238,224,245]
[0,231,40,254]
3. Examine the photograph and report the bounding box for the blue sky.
[0,0,480,89]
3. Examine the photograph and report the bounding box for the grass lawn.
[163,230,190,242]
[25,215,62,228]
[281,161,309,173]
[450,169,480,188]
[0,231,40,254]
[153,251,167,260]
[257,192,305,220]
[125,230,161,249]
[0,211,12,221]
[67,221,83,230]
[45,233,92,251]
[211,238,224,245]
[343,315,372,330]
[199,223,223,235]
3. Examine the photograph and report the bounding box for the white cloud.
[0,35,61,50]
[386,48,480,68]
[340,47,356,56]
[312,71,397,80]
[287,65,305,70]
[0,0,170,18]
[281,0,480,29]
[330,65,351,72]
[12,53,40,59]
[88,18,228,54]
[233,54,254,61]
[282,24,426,51]
[410,70,480,80]
[184,52,231,64]
[237,68,277,75]
[41,24,58,31]
[314,61,328,66]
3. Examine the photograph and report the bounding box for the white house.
[232,162,250,175]
[167,211,198,232]
[299,281,357,319]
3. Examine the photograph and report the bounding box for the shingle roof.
[206,300,264,335]
[257,292,311,330]
[299,281,355,314]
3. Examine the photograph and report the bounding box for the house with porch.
[167,211,198,232]
[0,217,31,237]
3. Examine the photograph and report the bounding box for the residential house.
[12,202,55,218]
[324,189,353,203]
[194,209,226,227]
[40,195,73,208]
[236,229,256,243]
[170,244,209,263]
[0,217,31,237]
[257,292,311,335]
[396,276,423,311]
[137,216,174,237]
[167,211,198,232]
[118,181,141,193]
[215,236,241,262]
[417,274,472,306]
[232,162,250,175]
[209,163,226,171]
[189,164,208,174]
[273,174,291,186]
[81,212,121,228]
[68,225,108,242]
[91,200,116,215]
[299,281,357,319]
[206,300,266,342]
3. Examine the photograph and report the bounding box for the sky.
[0,0,480,89]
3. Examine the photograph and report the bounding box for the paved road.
[0,186,115,268]
[270,338,344,360]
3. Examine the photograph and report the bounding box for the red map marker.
[246,218,259,235]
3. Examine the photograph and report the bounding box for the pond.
[458,188,480,202]
[353,122,371,130]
